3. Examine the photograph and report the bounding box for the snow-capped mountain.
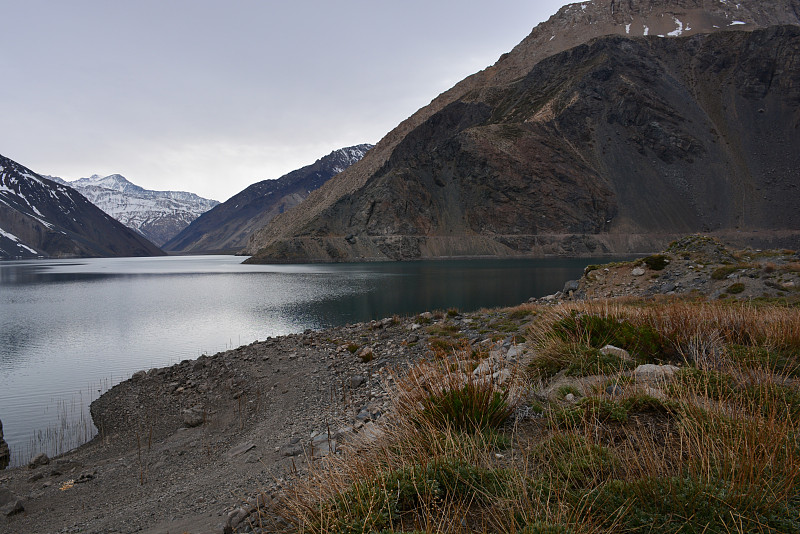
[0,154,164,259]
[50,174,219,247]
[163,144,373,253]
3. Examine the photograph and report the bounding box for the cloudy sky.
[1,1,570,202]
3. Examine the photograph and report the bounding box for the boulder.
[634,364,680,384]
[563,279,580,293]
[349,375,365,389]
[182,405,205,427]
[0,488,24,517]
[29,452,50,469]
[632,267,646,276]
[600,345,632,361]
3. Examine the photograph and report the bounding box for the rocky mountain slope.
[50,174,219,247]
[244,0,800,263]
[0,154,164,259]
[163,145,372,254]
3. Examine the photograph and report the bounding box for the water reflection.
[0,255,618,464]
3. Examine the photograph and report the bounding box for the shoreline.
[1,236,798,532]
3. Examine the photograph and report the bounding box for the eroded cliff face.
[244,1,800,263]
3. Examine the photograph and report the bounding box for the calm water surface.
[0,254,606,465]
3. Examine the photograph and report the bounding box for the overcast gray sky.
[1,1,570,202]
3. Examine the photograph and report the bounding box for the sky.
[1,1,570,202]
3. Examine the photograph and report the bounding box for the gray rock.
[606,384,623,396]
[563,279,580,293]
[281,444,303,457]
[632,267,646,276]
[356,346,374,362]
[225,442,255,460]
[506,345,522,360]
[182,405,205,428]
[634,364,680,384]
[492,368,512,386]
[599,344,632,361]
[131,370,146,380]
[1,498,24,517]
[661,283,677,293]
[0,488,24,517]
[349,375,365,389]
[226,507,249,530]
[564,393,576,402]
[29,452,50,468]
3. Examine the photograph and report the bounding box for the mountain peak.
[0,153,164,259]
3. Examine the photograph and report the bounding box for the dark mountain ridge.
[0,154,164,259]
[163,145,372,254]
[243,0,800,263]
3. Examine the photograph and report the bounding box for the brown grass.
[266,298,800,533]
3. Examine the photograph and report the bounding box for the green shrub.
[551,312,673,362]
[669,368,736,400]
[727,282,746,294]
[622,393,679,417]
[521,522,575,534]
[641,254,670,271]
[565,345,637,377]
[535,434,616,488]
[728,345,800,376]
[711,265,740,280]
[509,308,534,320]
[553,397,628,427]
[588,475,800,534]
[420,382,514,432]
[557,385,581,398]
[327,459,516,532]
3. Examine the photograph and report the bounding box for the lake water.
[0,254,605,465]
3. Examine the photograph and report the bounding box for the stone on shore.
[0,488,25,517]
[28,452,49,469]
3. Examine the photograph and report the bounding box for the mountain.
[162,144,372,253]
[49,174,219,247]
[243,0,800,263]
[0,154,164,259]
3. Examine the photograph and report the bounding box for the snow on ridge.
[668,18,684,37]
[0,226,38,254]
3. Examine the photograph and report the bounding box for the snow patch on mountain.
[52,174,220,246]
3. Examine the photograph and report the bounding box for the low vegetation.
[265,292,800,533]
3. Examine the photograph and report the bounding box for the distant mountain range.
[243,0,800,263]
[0,154,163,259]
[163,144,372,253]
[49,174,219,247]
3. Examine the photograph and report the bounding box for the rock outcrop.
[244,0,800,263]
